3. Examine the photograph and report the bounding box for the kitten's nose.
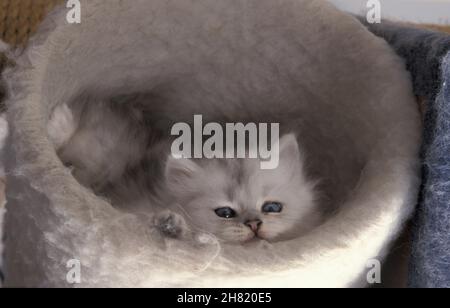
[245,219,262,232]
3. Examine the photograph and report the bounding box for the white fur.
[2,0,421,287]
[47,106,321,243]
[165,134,321,243]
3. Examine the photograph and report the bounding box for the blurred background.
[329,0,450,25]
[0,0,449,48]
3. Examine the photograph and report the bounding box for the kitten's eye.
[215,207,237,219]
[262,202,283,214]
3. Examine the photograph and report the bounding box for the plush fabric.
[0,115,6,284]
[361,21,450,288]
[410,54,450,288]
[0,41,8,285]
[361,21,450,105]
[0,0,422,287]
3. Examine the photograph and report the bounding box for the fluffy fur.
[165,135,320,243]
[2,0,421,287]
[410,53,450,288]
[49,104,321,243]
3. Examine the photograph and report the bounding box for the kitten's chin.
[221,234,281,245]
[236,234,274,245]
[217,226,256,244]
[256,231,290,243]
[239,236,276,246]
[220,233,256,245]
[218,229,301,245]
[224,231,280,244]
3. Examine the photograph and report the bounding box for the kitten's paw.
[154,211,187,239]
[47,104,76,150]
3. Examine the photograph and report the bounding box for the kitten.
[164,134,321,243]
[48,105,321,243]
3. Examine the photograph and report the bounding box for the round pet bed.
[1,0,422,287]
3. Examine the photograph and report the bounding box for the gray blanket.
[361,21,450,288]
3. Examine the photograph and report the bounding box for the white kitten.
[48,105,321,243]
[165,134,321,243]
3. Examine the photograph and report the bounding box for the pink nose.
[245,220,262,232]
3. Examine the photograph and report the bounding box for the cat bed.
[1,0,423,287]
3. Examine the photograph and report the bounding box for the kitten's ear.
[165,155,201,184]
[278,134,301,165]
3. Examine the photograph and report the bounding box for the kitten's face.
[165,134,320,243]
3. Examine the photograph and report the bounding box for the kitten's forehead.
[198,158,280,211]
[219,159,263,209]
